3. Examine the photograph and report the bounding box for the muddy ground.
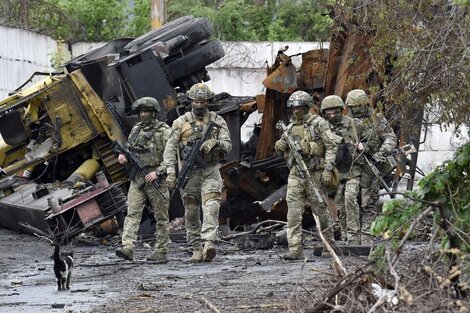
[0,226,368,313]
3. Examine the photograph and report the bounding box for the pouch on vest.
[335,142,353,169]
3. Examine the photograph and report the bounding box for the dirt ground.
[0,227,358,313]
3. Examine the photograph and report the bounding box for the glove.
[166,172,176,190]
[373,151,386,162]
[321,169,333,186]
[200,138,218,154]
[299,139,310,155]
[274,139,288,152]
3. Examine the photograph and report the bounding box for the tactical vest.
[127,121,167,168]
[331,116,355,170]
[179,111,221,163]
[286,114,325,170]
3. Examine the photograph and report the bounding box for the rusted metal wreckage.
[0,14,419,244]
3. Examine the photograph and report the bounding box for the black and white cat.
[52,243,74,291]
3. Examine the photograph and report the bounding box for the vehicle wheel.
[124,16,213,53]
[165,39,225,82]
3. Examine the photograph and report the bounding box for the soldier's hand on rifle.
[321,165,334,186]
[373,151,386,162]
[117,153,127,164]
[200,138,218,154]
[166,172,176,189]
[145,171,157,183]
[356,142,364,152]
[274,139,288,152]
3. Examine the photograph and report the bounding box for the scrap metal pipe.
[63,159,100,186]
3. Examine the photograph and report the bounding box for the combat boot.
[282,247,304,260]
[115,246,134,261]
[190,249,203,263]
[203,242,216,262]
[146,251,168,263]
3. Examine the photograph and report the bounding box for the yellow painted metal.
[73,159,100,181]
[69,71,126,143]
[0,70,126,176]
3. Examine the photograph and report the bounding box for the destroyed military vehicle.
[0,14,420,243]
[0,16,250,242]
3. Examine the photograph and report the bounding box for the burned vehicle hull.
[0,16,231,242]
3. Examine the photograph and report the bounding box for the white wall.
[0,26,466,173]
[206,41,329,96]
[0,26,59,99]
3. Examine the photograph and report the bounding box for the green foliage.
[167,0,334,41]
[371,142,470,254]
[1,0,333,42]
[52,0,130,41]
[338,1,470,130]
[126,0,151,37]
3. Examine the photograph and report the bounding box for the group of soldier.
[275,90,396,260]
[114,81,396,264]
[115,82,231,264]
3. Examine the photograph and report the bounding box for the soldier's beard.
[193,107,208,118]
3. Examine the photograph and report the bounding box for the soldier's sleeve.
[317,118,340,165]
[163,120,183,174]
[376,116,397,154]
[156,124,172,175]
[215,116,232,154]
[274,133,288,156]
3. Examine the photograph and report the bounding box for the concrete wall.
[0,26,60,99]
[206,41,329,96]
[0,26,467,175]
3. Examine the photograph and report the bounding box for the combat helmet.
[132,97,160,112]
[345,89,368,107]
[187,83,215,101]
[287,91,314,108]
[320,95,344,112]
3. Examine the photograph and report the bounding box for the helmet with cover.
[132,97,160,112]
[186,83,215,101]
[320,95,344,112]
[287,91,314,108]
[345,89,368,108]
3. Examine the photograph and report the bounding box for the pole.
[151,0,166,29]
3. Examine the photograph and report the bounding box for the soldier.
[321,95,363,245]
[163,83,232,263]
[345,89,397,243]
[115,97,171,263]
[274,91,339,260]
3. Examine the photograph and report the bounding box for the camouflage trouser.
[286,172,333,254]
[121,176,170,254]
[336,177,361,244]
[360,178,380,237]
[181,164,222,249]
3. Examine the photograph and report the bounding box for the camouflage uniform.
[163,83,232,262]
[346,89,396,242]
[321,95,363,245]
[116,97,171,262]
[275,91,338,259]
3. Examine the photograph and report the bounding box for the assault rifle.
[276,120,324,204]
[362,154,392,194]
[171,121,221,198]
[115,141,166,199]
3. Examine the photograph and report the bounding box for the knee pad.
[183,196,199,207]
[202,192,221,205]
[205,199,220,215]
